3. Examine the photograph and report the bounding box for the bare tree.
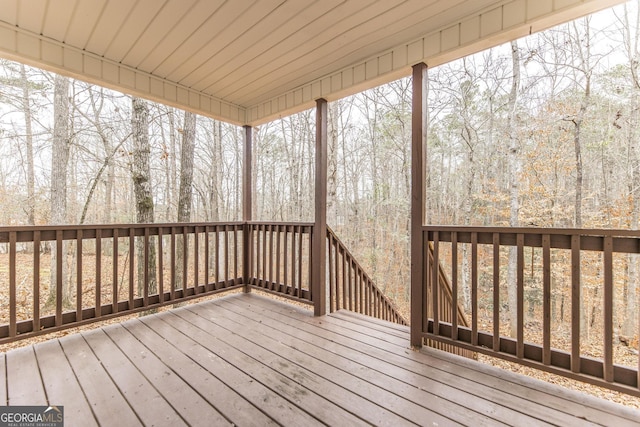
[49,75,71,305]
[176,111,197,289]
[131,97,156,295]
[507,40,522,337]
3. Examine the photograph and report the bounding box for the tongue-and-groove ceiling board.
[0,0,625,125]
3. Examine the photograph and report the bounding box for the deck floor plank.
[221,295,593,426]
[181,303,427,427]
[34,339,97,426]
[319,308,640,425]
[331,309,410,336]
[3,293,640,427]
[241,294,633,426]
[219,296,550,425]
[132,314,303,427]
[103,322,236,427]
[82,328,188,426]
[6,346,47,405]
[160,309,371,426]
[328,307,640,423]
[58,333,142,426]
[199,298,507,426]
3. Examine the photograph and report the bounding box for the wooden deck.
[1,294,638,426]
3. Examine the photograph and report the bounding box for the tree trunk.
[131,97,156,295]
[507,40,521,338]
[623,2,640,337]
[20,64,35,225]
[49,75,71,306]
[327,102,339,225]
[176,111,197,289]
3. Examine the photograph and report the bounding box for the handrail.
[0,223,244,343]
[422,225,640,396]
[248,223,313,304]
[327,226,408,325]
[425,241,475,358]
[0,221,411,344]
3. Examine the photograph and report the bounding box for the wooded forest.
[1,1,640,367]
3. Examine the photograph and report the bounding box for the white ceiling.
[0,0,625,125]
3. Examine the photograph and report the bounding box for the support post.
[243,125,252,293]
[411,63,427,348]
[312,98,328,316]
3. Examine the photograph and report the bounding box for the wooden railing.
[327,227,408,325]
[425,242,475,358]
[248,222,313,303]
[0,220,417,345]
[422,226,640,396]
[0,223,244,343]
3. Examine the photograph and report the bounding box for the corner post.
[411,63,427,348]
[312,98,328,316]
[243,125,252,293]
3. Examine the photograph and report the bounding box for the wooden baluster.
[170,227,176,300]
[571,234,581,374]
[284,226,289,294]
[471,232,478,347]
[95,229,102,318]
[33,230,41,333]
[297,227,303,297]
[358,268,363,314]
[424,232,429,334]
[224,225,230,285]
[112,228,119,312]
[517,233,524,359]
[129,228,135,310]
[253,225,260,288]
[158,227,164,302]
[9,232,16,336]
[76,229,83,321]
[144,227,150,306]
[233,225,239,285]
[182,226,188,293]
[290,226,296,296]
[215,225,220,288]
[542,234,551,365]
[348,256,355,311]
[451,231,458,341]
[603,236,613,382]
[492,233,500,352]
[342,247,347,311]
[56,229,63,327]
[355,264,360,313]
[308,226,313,299]
[276,225,281,292]
[365,278,370,317]
[262,225,267,287]
[328,233,334,312]
[194,226,200,294]
[432,232,440,336]
[249,224,254,284]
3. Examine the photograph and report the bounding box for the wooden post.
[312,98,328,316]
[411,63,427,348]
[243,125,252,293]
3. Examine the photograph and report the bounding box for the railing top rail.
[327,226,409,326]
[423,225,640,238]
[248,221,315,227]
[0,221,246,233]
